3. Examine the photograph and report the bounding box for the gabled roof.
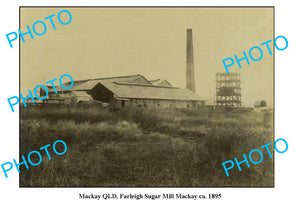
[149,79,172,87]
[45,74,204,101]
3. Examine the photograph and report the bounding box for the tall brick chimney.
[186,29,196,92]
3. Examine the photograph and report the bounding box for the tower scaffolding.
[215,72,242,107]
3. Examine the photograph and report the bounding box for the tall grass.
[20,106,273,187]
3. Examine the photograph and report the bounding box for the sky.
[20,7,273,107]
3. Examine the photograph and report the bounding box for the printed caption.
[79,193,222,200]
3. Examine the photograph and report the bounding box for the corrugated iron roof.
[47,74,144,92]
[149,79,173,87]
[100,82,203,101]
[71,91,92,97]
[88,74,142,82]
[46,74,204,101]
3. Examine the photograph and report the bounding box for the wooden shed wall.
[110,98,204,109]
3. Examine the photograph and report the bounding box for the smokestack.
[186,29,196,92]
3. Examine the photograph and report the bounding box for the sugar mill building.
[45,74,205,109]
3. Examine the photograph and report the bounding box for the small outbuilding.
[254,100,267,108]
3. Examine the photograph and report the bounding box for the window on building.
[187,104,190,108]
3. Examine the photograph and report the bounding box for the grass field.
[20,105,274,187]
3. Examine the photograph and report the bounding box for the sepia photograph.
[19,7,274,187]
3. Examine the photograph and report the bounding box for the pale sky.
[20,7,273,107]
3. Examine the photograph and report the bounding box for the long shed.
[45,74,205,109]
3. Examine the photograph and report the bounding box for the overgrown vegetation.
[20,106,274,187]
